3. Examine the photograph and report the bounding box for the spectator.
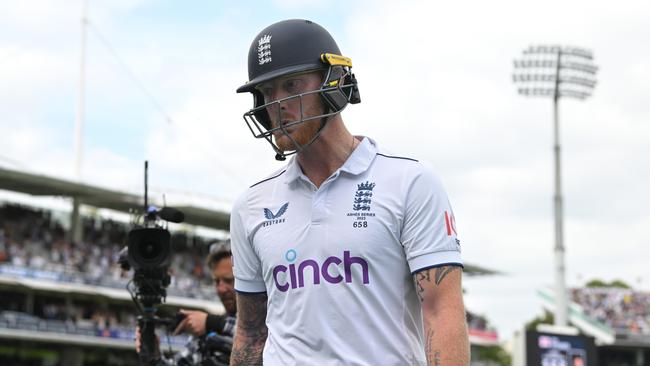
[0,203,220,299]
[572,287,650,335]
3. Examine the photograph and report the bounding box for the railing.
[0,311,187,349]
[0,263,217,300]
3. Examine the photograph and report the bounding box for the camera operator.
[135,242,236,365]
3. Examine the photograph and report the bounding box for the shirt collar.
[283,136,378,185]
[283,155,303,185]
[339,136,377,175]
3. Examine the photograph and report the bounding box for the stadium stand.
[0,203,219,300]
[571,287,650,338]
[538,286,650,365]
[0,166,501,365]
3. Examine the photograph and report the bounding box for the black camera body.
[120,162,185,366]
[120,226,172,305]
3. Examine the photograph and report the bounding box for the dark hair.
[206,241,232,270]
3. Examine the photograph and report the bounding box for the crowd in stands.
[572,287,650,336]
[0,202,218,343]
[0,202,501,342]
[0,203,220,299]
[1,287,130,336]
[0,283,190,344]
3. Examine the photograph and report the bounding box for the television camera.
[119,161,185,366]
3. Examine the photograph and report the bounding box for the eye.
[259,87,273,100]
[284,78,304,94]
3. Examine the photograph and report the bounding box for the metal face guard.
[242,80,356,160]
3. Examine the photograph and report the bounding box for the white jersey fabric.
[231,137,462,365]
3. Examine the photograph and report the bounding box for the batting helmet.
[236,19,360,160]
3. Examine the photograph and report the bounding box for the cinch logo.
[272,250,370,292]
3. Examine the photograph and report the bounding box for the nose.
[217,280,230,294]
[266,96,293,125]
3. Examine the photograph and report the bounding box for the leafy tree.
[609,279,631,289]
[585,279,608,288]
[473,345,511,366]
[585,279,631,289]
[525,310,554,331]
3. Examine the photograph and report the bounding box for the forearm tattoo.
[414,266,460,302]
[425,328,442,366]
[230,292,268,365]
[425,328,434,362]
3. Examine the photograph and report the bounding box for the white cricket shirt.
[231,137,462,365]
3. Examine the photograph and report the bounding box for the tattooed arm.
[414,265,469,366]
[230,292,268,366]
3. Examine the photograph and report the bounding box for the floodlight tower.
[512,45,598,326]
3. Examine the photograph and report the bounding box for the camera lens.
[127,227,171,269]
[140,241,160,261]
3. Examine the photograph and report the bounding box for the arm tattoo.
[230,292,268,365]
[425,328,442,366]
[434,266,458,286]
[425,328,435,362]
[414,269,430,301]
[434,350,441,366]
[414,266,460,302]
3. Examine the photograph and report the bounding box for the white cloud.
[344,0,650,337]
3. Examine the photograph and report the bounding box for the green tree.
[585,279,608,288]
[525,310,554,331]
[609,279,631,289]
[473,345,511,366]
[585,278,631,289]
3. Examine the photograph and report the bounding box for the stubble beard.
[273,119,322,152]
[272,101,325,153]
[223,298,236,316]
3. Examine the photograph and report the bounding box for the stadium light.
[512,44,598,327]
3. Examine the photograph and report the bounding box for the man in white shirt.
[230,19,469,365]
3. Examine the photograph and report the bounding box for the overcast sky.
[1,0,649,340]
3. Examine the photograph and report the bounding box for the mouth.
[280,118,296,127]
[275,120,298,133]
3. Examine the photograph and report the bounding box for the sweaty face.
[256,71,327,152]
[212,257,236,316]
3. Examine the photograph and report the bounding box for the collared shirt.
[231,137,462,366]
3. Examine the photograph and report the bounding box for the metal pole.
[513,45,597,328]
[74,0,87,179]
[70,0,87,245]
[553,49,568,326]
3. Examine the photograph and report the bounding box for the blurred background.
[0,0,648,365]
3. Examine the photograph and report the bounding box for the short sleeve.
[230,192,266,293]
[401,163,462,274]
